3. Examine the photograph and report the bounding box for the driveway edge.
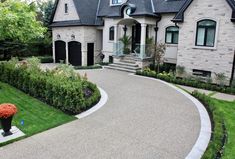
[76,87,108,119]
[131,74,211,159]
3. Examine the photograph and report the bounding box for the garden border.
[130,74,211,159]
[76,87,108,119]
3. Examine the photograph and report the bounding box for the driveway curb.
[76,87,108,119]
[131,74,211,159]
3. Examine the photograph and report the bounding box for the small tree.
[149,42,166,73]
[119,35,132,54]
[215,73,227,87]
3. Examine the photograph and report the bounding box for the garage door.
[55,40,66,63]
[68,41,82,66]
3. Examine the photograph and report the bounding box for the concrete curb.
[76,87,108,119]
[130,74,211,159]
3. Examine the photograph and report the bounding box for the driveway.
[0,69,201,159]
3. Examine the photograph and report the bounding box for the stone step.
[120,59,137,64]
[104,66,138,73]
[109,64,140,71]
[114,61,139,67]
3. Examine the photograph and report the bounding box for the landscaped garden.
[0,82,76,146]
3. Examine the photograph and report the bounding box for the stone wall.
[53,0,79,22]
[177,0,235,85]
[52,26,102,66]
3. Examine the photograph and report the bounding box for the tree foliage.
[0,0,46,43]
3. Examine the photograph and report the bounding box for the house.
[50,0,235,85]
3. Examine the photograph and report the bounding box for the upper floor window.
[65,3,68,14]
[196,20,216,47]
[109,26,114,41]
[165,26,179,44]
[111,0,122,5]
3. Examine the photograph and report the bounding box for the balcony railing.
[113,42,153,60]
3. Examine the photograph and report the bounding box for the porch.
[112,18,155,64]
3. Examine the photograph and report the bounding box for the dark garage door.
[68,41,82,66]
[55,40,66,63]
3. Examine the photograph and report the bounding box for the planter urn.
[0,116,13,136]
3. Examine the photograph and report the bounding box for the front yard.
[0,82,76,146]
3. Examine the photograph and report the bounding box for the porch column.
[140,23,147,59]
[114,25,119,56]
[65,42,69,64]
[114,25,119,43]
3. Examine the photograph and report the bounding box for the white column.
[140,23,147,59]
[65,42,69,64]
[114,25,119,43]
[52,41,55,63]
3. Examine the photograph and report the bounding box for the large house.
[50,0,235,85]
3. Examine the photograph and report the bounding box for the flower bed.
[136,70,235,95]
[0,59,101,115]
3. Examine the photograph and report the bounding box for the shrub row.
[192,91,227,159]
[0,62,101,115]
[136,70,235,95]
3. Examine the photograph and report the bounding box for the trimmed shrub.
[137,70,235,95]
[0,61,101,115]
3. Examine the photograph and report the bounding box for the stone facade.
[53,0,79,22]
[52,26,102,66]
[177,0,235,85]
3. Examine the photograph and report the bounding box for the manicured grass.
[0,82,76,145]
[192,92,235,158]
[212,99,235,159]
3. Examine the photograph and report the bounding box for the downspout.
[154,16,161,45]
[230,50,235,86]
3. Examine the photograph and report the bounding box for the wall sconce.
[56,34,61,40]
[71,34,75,40]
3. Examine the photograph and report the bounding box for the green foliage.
[0,60,101,115]
[0,0,46,43]
[119,35,132,54]
[0,82,75,146]
[176,65,186,77]
[37,0,55,27]
[137,69,235,95]
[215,73,227,87]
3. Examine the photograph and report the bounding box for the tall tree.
[0,0,46,59]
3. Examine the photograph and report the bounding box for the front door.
[132,23,141,53]
[87,43,94,66]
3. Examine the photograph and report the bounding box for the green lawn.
[0,82,76,145]
[212,99,235,159]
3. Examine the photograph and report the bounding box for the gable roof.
[50,0,102,27]
[152,0,186,13]
[172,0,235,23]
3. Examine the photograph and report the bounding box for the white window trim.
[110,0,126,6]
[192,18,220,50]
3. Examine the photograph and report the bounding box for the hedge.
[0,62,101,115]
[137,70,235,95]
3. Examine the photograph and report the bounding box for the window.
[111,0,122,5]
[196,20,216,47]
[193,69,211,77]
[165,26,179,44]
[65,3,68,13]
[109,26,114,41]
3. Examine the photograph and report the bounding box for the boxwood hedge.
[0,62,101,115]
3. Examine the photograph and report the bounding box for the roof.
[172,0,235,22]
[50,0,235,27]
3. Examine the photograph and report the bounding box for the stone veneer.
[177,0,235,85]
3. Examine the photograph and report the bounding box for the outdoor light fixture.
[56,34,61,40]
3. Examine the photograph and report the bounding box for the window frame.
[110,0,123,6]
[195,19,216,47]
[109,26,115,41]
[165,26,179,44]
